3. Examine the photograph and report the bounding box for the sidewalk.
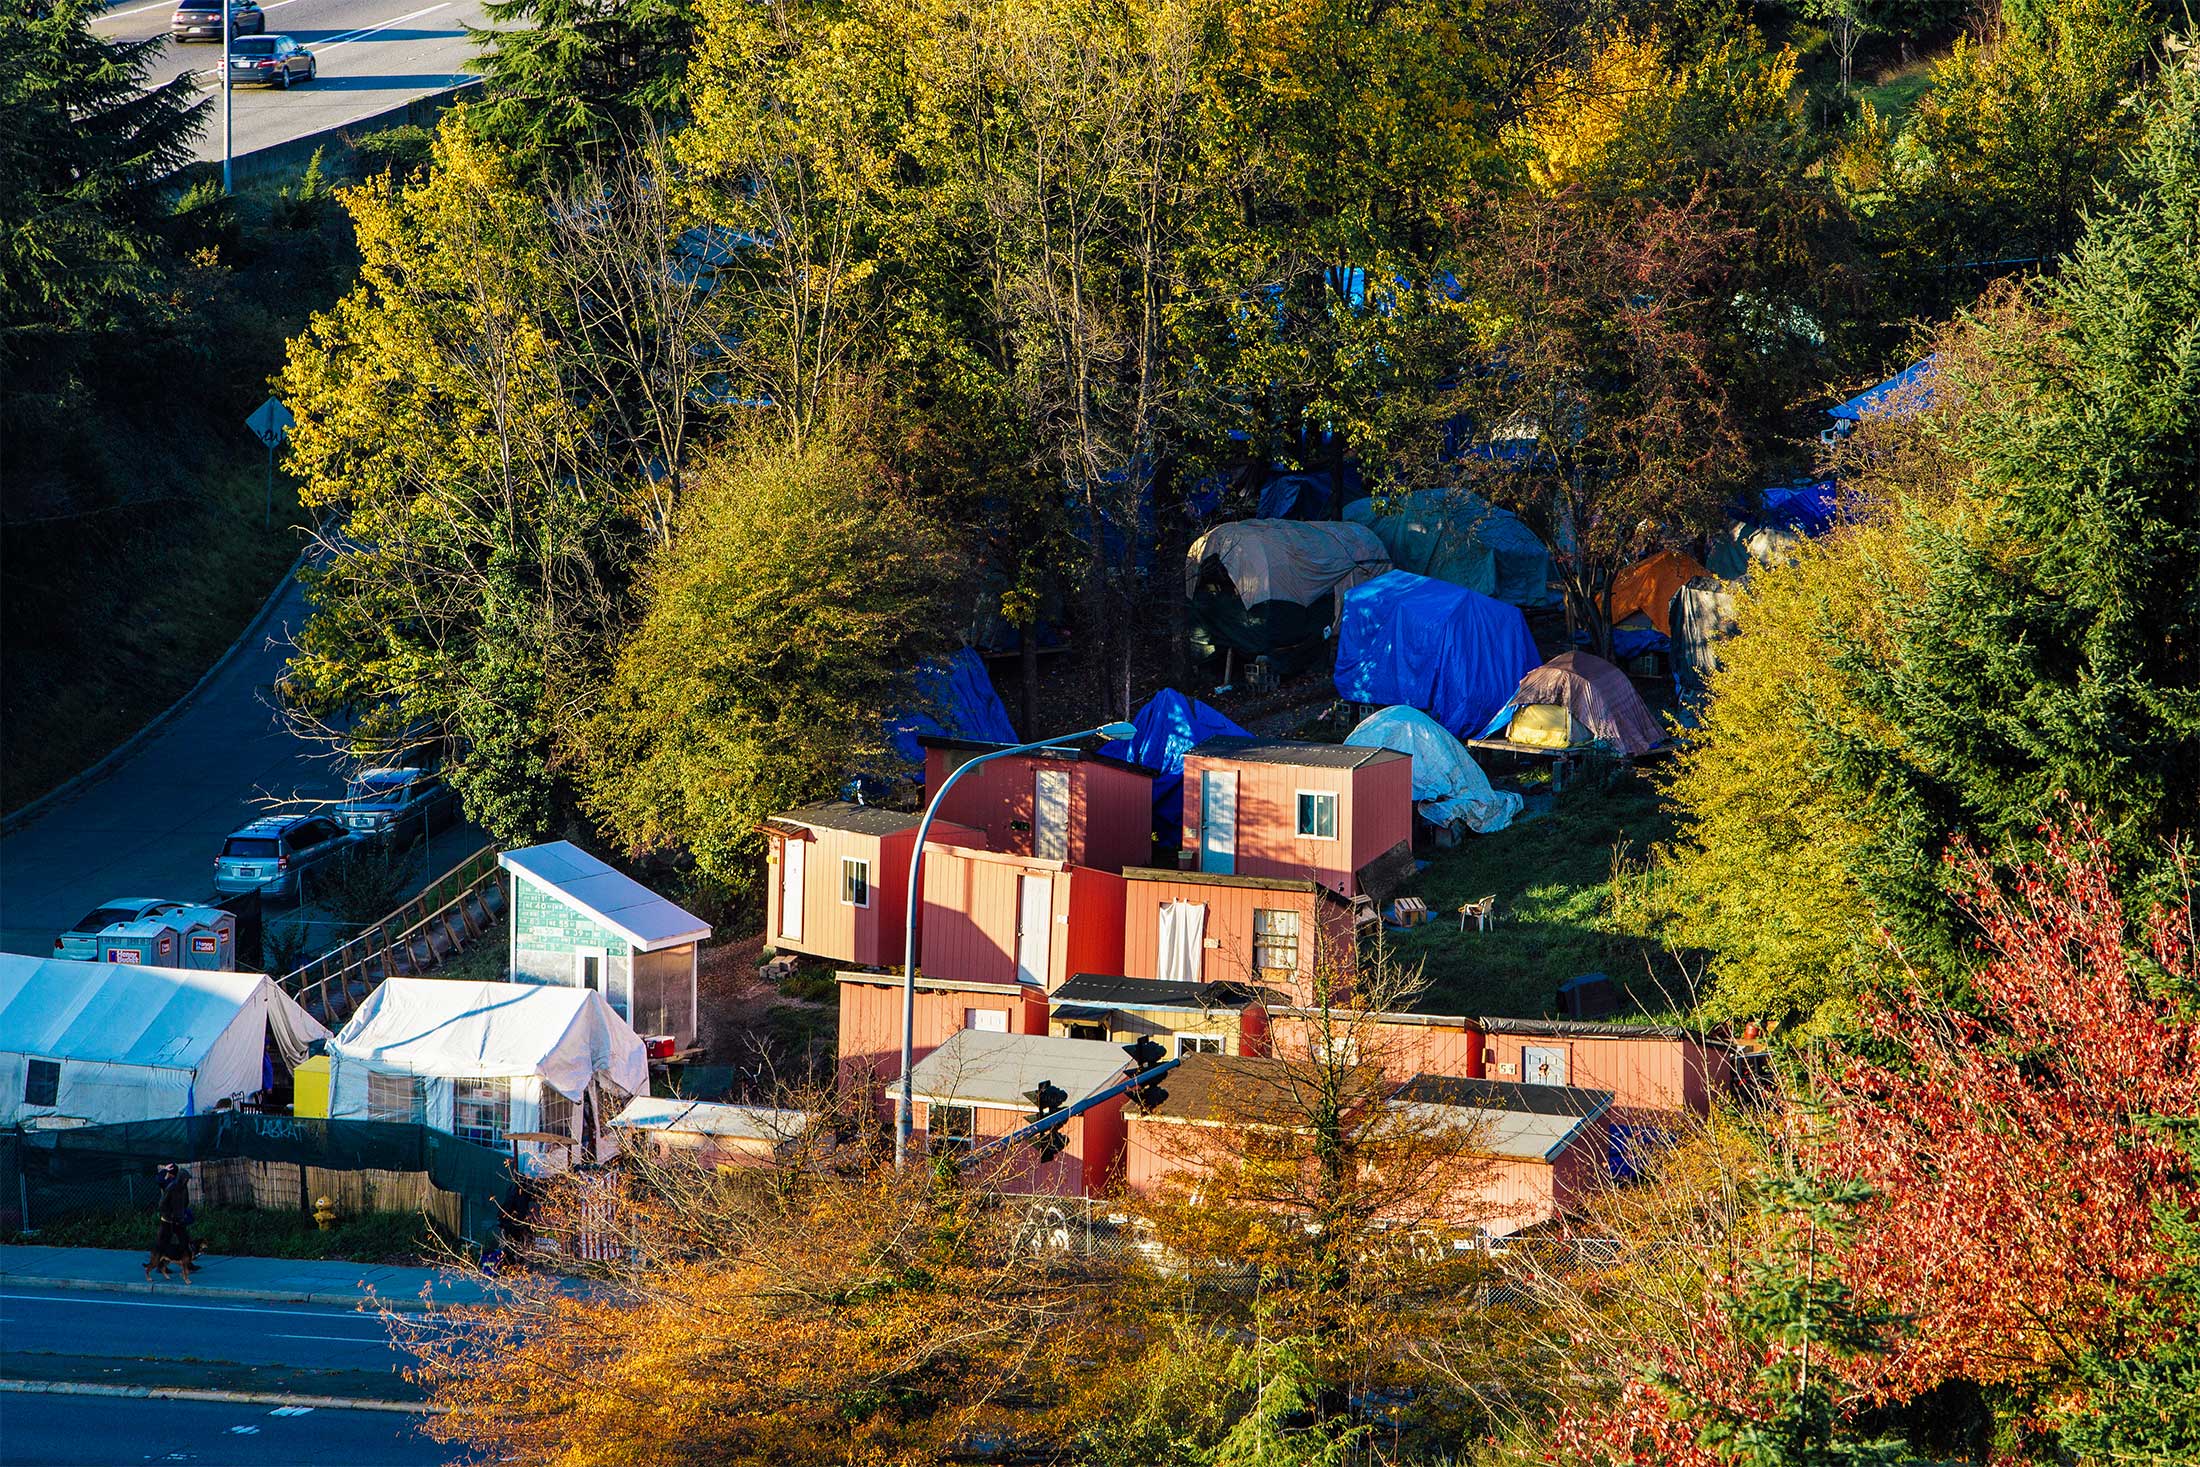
[0,1245,493,1313]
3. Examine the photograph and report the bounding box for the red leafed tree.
[1820,811,2200,1398]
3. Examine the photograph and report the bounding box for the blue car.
[53,897,186,960]
[213,813,354,903]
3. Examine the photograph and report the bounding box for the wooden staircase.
[284,845,507,1031]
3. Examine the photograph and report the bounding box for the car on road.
[218,34,317,87]
[338,767,458,848]
[52,898,188,961]
[213,813,354,903]
[170,0,263,41]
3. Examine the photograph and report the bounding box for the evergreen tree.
[462,0,696,172]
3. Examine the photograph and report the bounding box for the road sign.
[245,397,294,449]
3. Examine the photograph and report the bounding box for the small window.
[366,1070,426,1123]
[1253,907,1300,977]
[1295,791,1338,840]
[1067,1022,1106,1041]
[928,1103,975,1152]
[1176,1035,1223,1056]
[24,1058,60,1107]
[538,1087,575,1141]
[222,838,280,859]
[841,857,871,908]
[453,1077,511,1147]
[965,1008,1009,1033]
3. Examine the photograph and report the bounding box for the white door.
[779,839,805,942]
[1521,1045,1567,1085]
[1016,874,1053,986]
[1033,769,1070,861]
[1199,771,1238,874]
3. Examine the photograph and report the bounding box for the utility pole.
[221,0,233,193]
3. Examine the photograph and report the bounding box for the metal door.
[1199,771,1238,874]
[1033,769,1070,861]
[779,840,805,942]
[1016,874,1053,986]
[1521,1045,1567,1085]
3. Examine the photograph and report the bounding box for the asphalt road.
[0,1393,449,1466]
[92,0,490,165]
[0,1290,410,1374]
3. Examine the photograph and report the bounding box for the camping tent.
[1097,688,1250,837]
[1344,489,1554,607]
[1828,356,1936,427]
[1344,705,1523,835]
[0,955,328,1126]
[1671,576,1739,718]
[1480,652,1666,757]
[329,979,649,1172]
[1610,549,1713,638]
[887,648,1017,765]
[1334,571,1542,737]
[1186,520,1391,665]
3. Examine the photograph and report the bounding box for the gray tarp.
[1672,576,1739,718]
[1185,520,1392,607]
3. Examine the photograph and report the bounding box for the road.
[0,1394,448,1466]
[92,0,490,165]
[0,1290,410,1373]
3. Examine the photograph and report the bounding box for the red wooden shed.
[1265,1007,1483,1082]
[1476,1018,1737,1120]
[905,1029,1136,1198]
[1179,736,1413,898]
[1393,1074,1615,1236]
[761,803,985,970]
[1120,868,1356,1007]
[921,737,1159,874]
[919,846,1126,991]
[835,970,1049,1092]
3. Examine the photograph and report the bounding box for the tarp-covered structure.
[1098,688,1250,836]
[1344,489,1554,607]
[0,956,328,1126]
[1706,481,1842,580]
[1671,576,1738,718]
[330,979,649,1173]
[1828,355,1936,426]
[1344,705,1523,835]
[887,648,1017,766]
[1187,519,1391,666]
[1335,571,1541,737]
[1611,550,1712,637]
[1481,652,1666,757]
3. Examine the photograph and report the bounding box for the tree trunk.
[1019,626,1040,739]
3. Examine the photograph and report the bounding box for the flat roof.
[773,801,922,837]
[907,1029,1133,1108]
[1136,1052,1387,1124]
[1185,735,1405,770]
[918,735,1155,779]
[836,971,1035,998]
[611,1097,810,1142]
[499,841,712,952]
[1053,974,1274,1013]
[1395,1074,1614,1161]
[1478,1016,1729,1045]
[1121,866,1346,902]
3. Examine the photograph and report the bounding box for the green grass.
[1385,767,1680,1020]
[10,1203,447,1264]
[1856,63,1936,124]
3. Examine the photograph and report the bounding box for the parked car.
[339,767,458,847]
[213,813,354,903]
[53,898,187,961]
[171,0,262,41]
[218,34,316,87]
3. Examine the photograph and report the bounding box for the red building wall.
[1180,751,1412,897]
[835,974,1046,1091]
[766,820,985,969]
[908,1096,1129,1198]
[921,745,1157,873]
[1120,872,1355,1005]
[1481,1030,1731,1118]
[920,848,1126,990]
[1266,1012,1484,1082]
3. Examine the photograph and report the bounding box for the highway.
[0,1394,447,1466]
[0,1290,411,1373]
[92,0,491,165]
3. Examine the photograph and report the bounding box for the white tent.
[0,955,328,1126]
[1345,705,1523,835]
[330,979,649,1172]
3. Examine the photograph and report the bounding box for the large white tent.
[329,979,649,1170]
[0,955,329,1126]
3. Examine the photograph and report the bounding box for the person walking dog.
[144,1163,200,1282]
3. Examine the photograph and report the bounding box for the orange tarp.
[1611,550,1712,636]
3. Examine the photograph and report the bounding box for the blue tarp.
[1334,571,1541,737]
[886,649,1017,766]
[1757,479,1840,536]
[1829,355,1937,423]
[1097,688,1249,836]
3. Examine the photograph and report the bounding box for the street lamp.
[220,0,233,192]
[895,720,1138,1167]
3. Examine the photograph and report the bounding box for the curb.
[0,1379,435,1414]
[0,551,307,834]
[0,1273,470,1315]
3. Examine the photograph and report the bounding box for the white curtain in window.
[1157,901,1206,985]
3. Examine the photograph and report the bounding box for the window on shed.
[1253,907,1300,977]
[23,1058,60,1107]
[539,1086,576,1141]
[454,1077,511,1147]
[928,1103,975,1152]
[841,857,871,907]
[1295,791,1338,840]
[366,1070,426,1123]
[1176,1034,1224,1056]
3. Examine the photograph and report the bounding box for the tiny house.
[1122,1052,1389,1198]
[610,1097,814,1168]
[1476,1018,1735,1119]
[921,737,1158,873]
[905,1029,1135,1198]
[499,842,711,1050]
[1394,1074,1614,1236]
[761,803,986,971]
[1265,1007,1482,1081]
[1180,736,1413,897]
[836,970,1050,1091]
[1048,973,1272,1057]
[919,846,1126,990]
[1121,868,1356,1007]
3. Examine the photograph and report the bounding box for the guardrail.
[284,843,504,1028]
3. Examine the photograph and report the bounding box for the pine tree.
[462,0,695,172]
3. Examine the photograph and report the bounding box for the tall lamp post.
[895,720,1137,1167]
[220,0,233,192]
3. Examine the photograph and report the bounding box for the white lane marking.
[229,1425,261,1435]
[311,2,450,53]
[269,1331,385,1342]
[268,1406,315,1416]
[0,1291,380,1322]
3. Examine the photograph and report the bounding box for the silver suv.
[338,767,458,847]
[213,813,353,902]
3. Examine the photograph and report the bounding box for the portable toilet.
[171,905,240,971]
[98,917,184,967]
[291,1054,332,1118]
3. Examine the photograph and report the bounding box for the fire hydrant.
[313,1195,337,1231]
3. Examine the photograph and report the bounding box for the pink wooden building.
[1393,1074,1614,1236]
[835,971,1048,1092]
[1179,736,1413,897]
[921,737,1158,873]
[919,846,1126,991]
[904,1030,1136,1197]
[1265,1008,1483,1082]
[761,804,986,969]
[1120,868,1356,1007]
[1476,1018,1736,1120]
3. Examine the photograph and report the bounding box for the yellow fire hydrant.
[313,1195,338,1231]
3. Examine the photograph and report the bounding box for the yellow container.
[1507,703,1584,750]
[292,1055,331,1118]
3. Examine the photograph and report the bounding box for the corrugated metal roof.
[1138,1053,1388,1124]
[907,1029,1133,1108]
[611,1097,810,1142]
[917,735,1156,779]
[1394,1074,1613,1161]
[1120,867,1347,902]
[498,842,712,952]
[776,802,923,837]
[1186,735,1405,770]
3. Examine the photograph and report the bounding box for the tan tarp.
[1186,520,1392,607]
[1611,549,1713,636]
[1502,652,1665,757]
